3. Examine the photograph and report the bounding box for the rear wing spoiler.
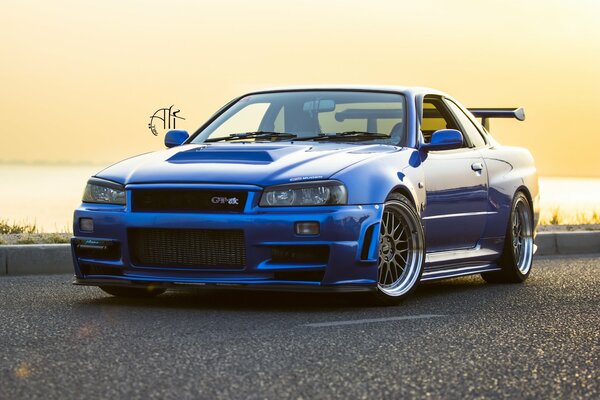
[468,107,525,130]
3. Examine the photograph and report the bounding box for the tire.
[481,191,534,284]
[370,193,426,306]
[99,285,167,298]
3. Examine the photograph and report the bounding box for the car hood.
[95,142,402,187]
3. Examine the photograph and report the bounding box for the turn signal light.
[295,221,320,235]
[79,218,94,232]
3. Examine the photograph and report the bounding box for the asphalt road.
[1,256,598,400]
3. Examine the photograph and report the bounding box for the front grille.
[129,228,246,268]
[131,189,247,213]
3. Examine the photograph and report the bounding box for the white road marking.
[303,314,446,328]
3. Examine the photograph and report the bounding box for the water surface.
[1,165,598,232]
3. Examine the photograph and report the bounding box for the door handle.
[471,162,484,172]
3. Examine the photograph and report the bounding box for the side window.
[444,100,487,148]
[421,97,465,146]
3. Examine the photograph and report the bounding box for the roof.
[243,85,446,98]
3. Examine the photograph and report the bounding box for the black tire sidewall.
[501,192,533,282]
[373,194,425,305]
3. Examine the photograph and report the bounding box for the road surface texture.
[1,255,598,399]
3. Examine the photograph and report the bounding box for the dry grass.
[539,208,600,225]
[0,219,72,245]
[0,219,37,234]
[1,233,71,245]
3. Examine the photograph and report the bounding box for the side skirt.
[421,263,500,281]
[421,239,503,281]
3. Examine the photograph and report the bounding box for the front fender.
[332,149,425,213]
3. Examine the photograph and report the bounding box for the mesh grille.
[131,189,247,213]
[129,228,246,268]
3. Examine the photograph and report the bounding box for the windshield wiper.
[295,131,389,142]
[204,131,297,142]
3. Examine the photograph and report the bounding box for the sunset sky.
[1,0,599,177]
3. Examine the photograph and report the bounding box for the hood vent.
[167,144,309,165]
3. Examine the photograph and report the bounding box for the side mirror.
[165,130,189,148]
[420,129,463,151]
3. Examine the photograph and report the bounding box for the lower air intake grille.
[129,228,246,268]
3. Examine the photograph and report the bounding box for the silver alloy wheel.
[377,201,424,297]
[512,197,534,274]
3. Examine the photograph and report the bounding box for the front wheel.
[370,194,425,305]
[99,285,167,298]
[482,192,534,283]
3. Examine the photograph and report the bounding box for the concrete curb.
[1,244,72,276]
[536,231,600,256]
[0,231,599,276]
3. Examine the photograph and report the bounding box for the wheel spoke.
[390,262,398,283]
[392,222,405,239]
[384,261,392,285]
[395,251,407,265]
[395,242,408,251]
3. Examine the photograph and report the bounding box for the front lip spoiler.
[73,278,376,293]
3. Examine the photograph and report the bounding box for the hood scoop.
[167,144,310,165]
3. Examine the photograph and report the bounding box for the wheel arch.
[513,185,538,238]
[515,185,533,210]
[387,185,418,208]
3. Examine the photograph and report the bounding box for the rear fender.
[482,146,539,238]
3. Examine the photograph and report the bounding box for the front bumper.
[72,201,383,290]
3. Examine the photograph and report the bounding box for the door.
[420,96,489,252]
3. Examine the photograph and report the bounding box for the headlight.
[82,178,126,205]
[260,181,347,207]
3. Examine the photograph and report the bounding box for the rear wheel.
[482,192,534,283]
[99,286,166,298]
[371,194,425,305]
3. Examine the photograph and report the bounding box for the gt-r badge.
[211,197,239,205]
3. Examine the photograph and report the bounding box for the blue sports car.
[72,86,538,305]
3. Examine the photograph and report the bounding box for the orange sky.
[1,0,599,177]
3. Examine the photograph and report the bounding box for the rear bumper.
[72,203,383,289]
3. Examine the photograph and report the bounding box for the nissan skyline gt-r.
[72,86,539,305]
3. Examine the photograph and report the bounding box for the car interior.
[421,97,464,145]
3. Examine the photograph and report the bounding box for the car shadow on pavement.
[72,274,506,312]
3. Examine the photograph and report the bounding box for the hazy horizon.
[1,163,599,232]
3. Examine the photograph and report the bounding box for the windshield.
[190,91,406,145]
